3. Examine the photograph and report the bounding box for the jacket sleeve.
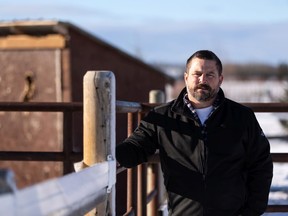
[242,111,273,215]
[116,111,158,168]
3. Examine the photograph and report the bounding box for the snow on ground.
[256,113,288,215]
[256,113,288,137]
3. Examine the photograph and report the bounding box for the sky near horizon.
[1,0,288,65]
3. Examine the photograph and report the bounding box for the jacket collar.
[171,87,225,116]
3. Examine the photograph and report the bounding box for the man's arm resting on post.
[116,141,148,168]
[116,119,158,168]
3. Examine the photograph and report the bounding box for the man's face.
[184,57,223,105]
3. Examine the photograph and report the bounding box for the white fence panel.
[0,161,112,216]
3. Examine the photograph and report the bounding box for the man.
[116,50,273,215]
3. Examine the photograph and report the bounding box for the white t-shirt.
[195,106,213,125]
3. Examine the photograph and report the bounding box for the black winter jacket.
[116,88,273,216]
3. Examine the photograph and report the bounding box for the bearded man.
[116,50,273,216]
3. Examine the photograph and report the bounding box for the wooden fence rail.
[0,162,110,216]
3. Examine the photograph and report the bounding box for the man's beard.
[192,84,217,102]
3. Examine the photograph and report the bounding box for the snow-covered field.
[257,113,288,215]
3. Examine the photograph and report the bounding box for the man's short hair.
[186,50,223,75]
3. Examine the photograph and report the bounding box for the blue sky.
[1,0,288,65]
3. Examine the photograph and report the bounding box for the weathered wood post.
[148,90,165,216]
[83,71,116,216]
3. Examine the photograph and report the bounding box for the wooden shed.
[0,20,172,191]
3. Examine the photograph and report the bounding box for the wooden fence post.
[148,90,165,216]
[83,71,116,216]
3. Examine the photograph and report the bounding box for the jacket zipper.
[202,142,208,216]
[202,123,209,216]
